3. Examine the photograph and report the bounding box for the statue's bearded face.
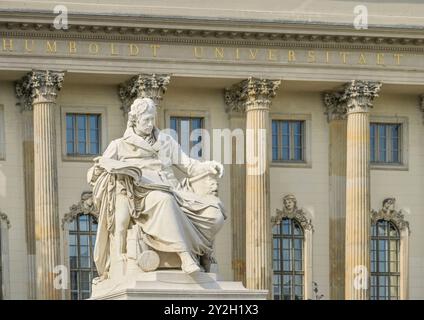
[135,110,155,136]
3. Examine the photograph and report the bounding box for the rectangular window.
[170,116,204,159]
[0,105,5,160]
[370,123,401,164]
[272,120,305,162]
[66,114,101,156]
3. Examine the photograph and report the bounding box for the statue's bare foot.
[92,272,109,285]
[179,252,201,274]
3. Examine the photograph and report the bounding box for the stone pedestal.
[91,270,267,300]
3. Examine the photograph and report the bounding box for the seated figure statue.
[87,98,226,282]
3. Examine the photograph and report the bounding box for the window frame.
[370,220,401,300]
[269,113,312,168]
[272,218,305,300]
[0,104,5,160]
[370,116,408,171]
[170,116,205,160]
[60,106,108,162]
[164,109,210,161]
[67,214,98,300]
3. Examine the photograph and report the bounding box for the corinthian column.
[223,91,246,284]
[341,80,381,300]
[226,78,280,297]
[17,70,64,300]
[14,84,36,299]
[323,91,347,300]
[118,74,170,128]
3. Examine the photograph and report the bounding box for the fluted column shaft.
[225,78,280,298]
[34,98,61,299]
[329,119,347,299]
[22,110,36,299]
[342,81,381,300]
[246,104,271,293]
[228,113,246,284]
[17,70,64,300]
[345,110,370,300]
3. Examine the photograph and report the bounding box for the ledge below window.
[370,163,408,171]
[62,155,99,162]
[270,161,312,169]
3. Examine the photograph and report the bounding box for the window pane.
[371,219,400,300]
[69,215,98,299]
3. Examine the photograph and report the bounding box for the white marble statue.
[87,98,226,282]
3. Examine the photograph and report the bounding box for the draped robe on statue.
[88,127,226,276]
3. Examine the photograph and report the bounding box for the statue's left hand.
[208,161,224,178]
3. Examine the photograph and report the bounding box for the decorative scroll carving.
[323,91,347,121]
[272,194,313,231]
[15,70,65,111]
[118,73,170,114]
[224,77,281,112]
[371,197,410,233]
[339,80,382,113]
[0,211,11,229]
[61,191,98,230]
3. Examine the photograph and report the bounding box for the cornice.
[0,19,424,53]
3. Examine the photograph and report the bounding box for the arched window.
[63,191,99,300]
[68,214,98,300]
[273,218,304,300]
[272,194,313,300]
[371,220,400,300]
[371,198,410,300]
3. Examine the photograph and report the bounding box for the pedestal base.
[90,270,267,300]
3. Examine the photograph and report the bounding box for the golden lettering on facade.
[307,50,316,63]
[68,41,77,54]
[2,38,13,51]
[46,41,57,53]
[235,48,240,60]
[268,49,277,61]
[393,53,403,65]
[150,44,160,57]
[24,39,34,52]
[215,47,224,59]
[249,49,258,60]
[358,53,367,65]
[377,53,385,65]
[88,43,99,54]
[110,43,119,55]
[339,52,350,64]
[288,50,296,62]
[194,47,203,58]
[129,44,139,56]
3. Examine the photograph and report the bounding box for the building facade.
[0,0,423,300]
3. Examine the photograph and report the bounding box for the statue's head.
[382,197,395,211]
[127,98,157,136]
[283,194,297,213]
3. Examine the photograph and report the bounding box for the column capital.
[323,91,347,121]
[118,73,170,114]
[224,77,281,113]
[15,70,64,111]
[340,80,382,114]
